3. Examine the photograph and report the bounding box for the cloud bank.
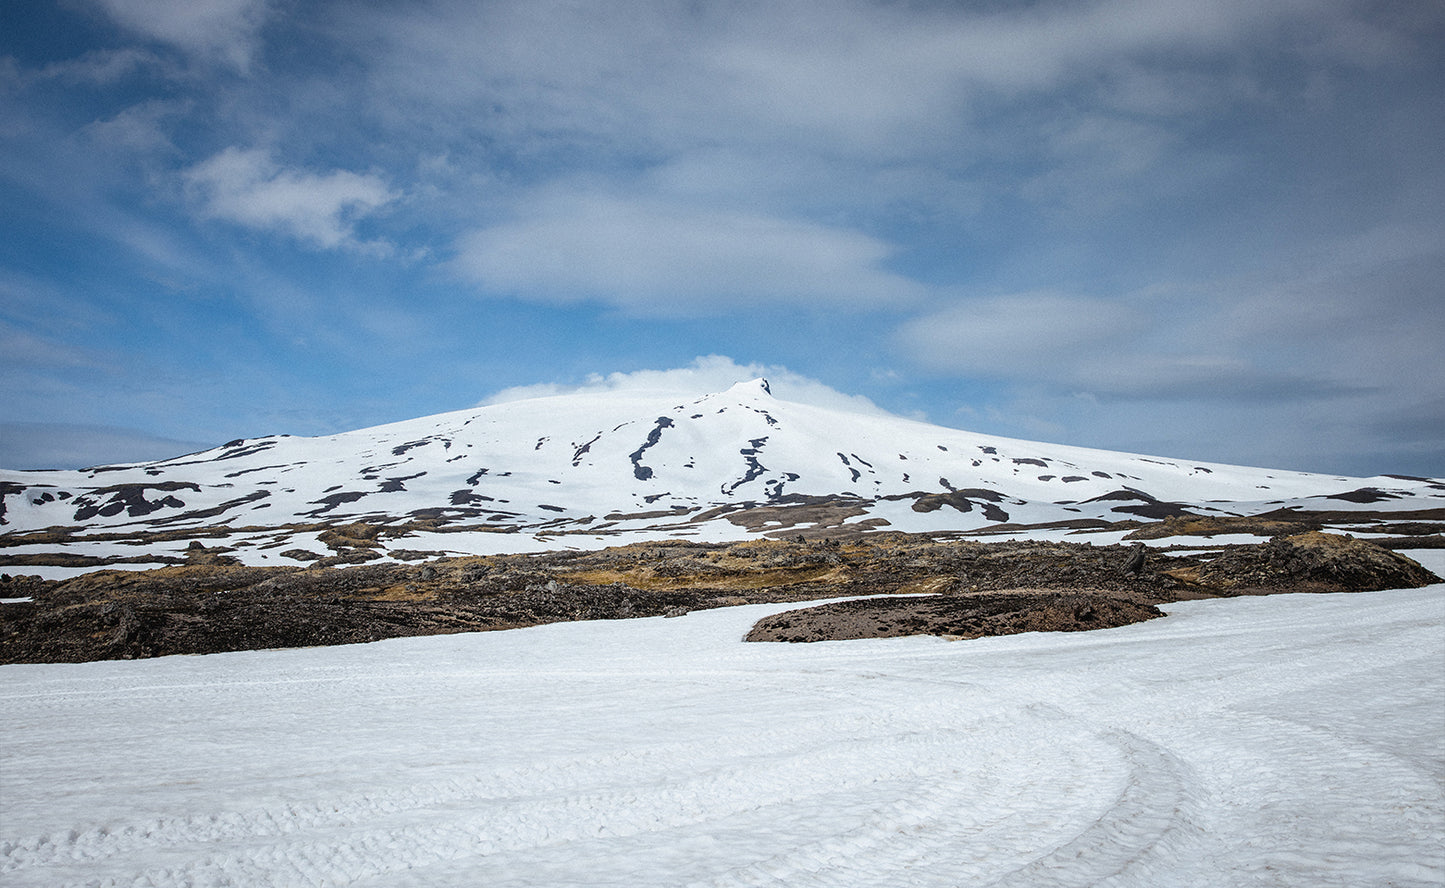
[481,356,895,418]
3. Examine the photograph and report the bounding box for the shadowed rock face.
[0,532,1435,662]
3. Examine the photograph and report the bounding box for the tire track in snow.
[0,699,909,872]
[672,705,1189,888]
[2,708,1008,887]
[980,728,1198,888]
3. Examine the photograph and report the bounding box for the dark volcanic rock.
[745,593,1163,643]
[1195,531,1437,594]
[2,531,1437,664]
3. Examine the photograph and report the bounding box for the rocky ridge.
[2,530,1435,663]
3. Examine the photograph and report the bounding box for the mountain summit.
[2,382,1441,569]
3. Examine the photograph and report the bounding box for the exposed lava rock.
[1192,531,1438,594]
[0,532,1436,663]
[745,593,1164,643]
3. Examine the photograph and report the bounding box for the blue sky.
[1,0,1441,476]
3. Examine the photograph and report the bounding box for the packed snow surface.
[3,559,1443,887]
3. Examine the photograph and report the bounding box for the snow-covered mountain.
[3,379,1442,567]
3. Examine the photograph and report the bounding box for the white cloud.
[81,100,183,154]
[356,0,1377,164]
[183,147,396,250]
[893,288,1360,402]
[453,191,924,314]
[89,0,270,70]
[897,293,1144,376]
[480,355,895,417]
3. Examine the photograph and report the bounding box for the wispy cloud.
[87,0,271,70]
[454,190,923,314]
[182,147,396,250]
[481,355,894,417]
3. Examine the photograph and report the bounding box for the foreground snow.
[3,561,1443,887]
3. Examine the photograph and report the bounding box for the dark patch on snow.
[643,493,670,504]
[70,482,201,521]
[1084,488,1194,519]
[1193,467,1213,474]
[979,446,996,455]
[391,438,435,456]
[534,437,548,451]
[765,472,801,501]
[724,437,770,494]
[466,468,489,486]
[1039,475,1056,482]
[851,453,873,469]
[629,417,674,481]
[379,473,426,493]
[1093,471,1112,478]
[538,504,566,513]
[1315,488,1402,504]
[211,440,279,462]
[905,487,1010,515]
[306,491,369,515]
[450,490,494,505]
[224,463,299,479]
[146,491,272,526]
[1013,458,1049,467]
[938,477,954,491]
[1084,488,1156,503]
[981,502,1010,522]
[571,433,603,466]
[1061,476,1088,483]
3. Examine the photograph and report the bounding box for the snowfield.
[2,553,1442,887]
[7,380,1444,571]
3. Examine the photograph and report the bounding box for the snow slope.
[4,380,1441,567]
[3,553,1442,887]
